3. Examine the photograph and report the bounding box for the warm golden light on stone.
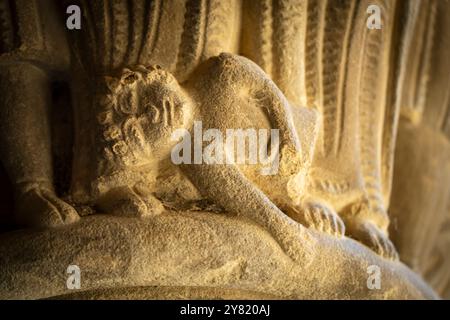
[0,0,448,300]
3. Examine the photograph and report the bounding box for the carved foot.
[15,184,80,228]
[342,201,399,261]
[346,219,399,261]
[284,201,345,237]
[97,186,164,218]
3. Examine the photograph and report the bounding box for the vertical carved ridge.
[321,0,355,155]
[80,0,98,67]
[0,0,16,53]
[304,0,322,110]
[398,1,431,122]
[380,0,405,204]
[138,0,162,64]
[111,0,129,70]
[435,1,450,138]
[125,0,145,65]
[203,0,236,59]
[414,0,437,116]
[443,97,450,138]
[259,0,274,77]
[14,0,44,50]
[90,1,113,71]
[240,0,274,78]
[107,0,115,69]
[358,0,394,214]
[272,0,305,106]
[175,0,208,81]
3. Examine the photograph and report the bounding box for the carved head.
[97,66,193,168]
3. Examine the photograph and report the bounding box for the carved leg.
[0,62,79,227]
[181,163,310,262]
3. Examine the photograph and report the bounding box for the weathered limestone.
[0,213,437,300]
[0,0,448,299]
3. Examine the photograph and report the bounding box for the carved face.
[138,80,190,146]
[99,66,193,167]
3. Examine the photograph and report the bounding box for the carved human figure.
[0,0,400,261]
[74,54,346,261]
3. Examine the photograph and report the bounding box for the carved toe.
[346,220,399,261]
[286,201,345,237]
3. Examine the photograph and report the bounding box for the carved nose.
[164,98,174,126]
[148,104,161,124]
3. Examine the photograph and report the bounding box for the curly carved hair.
[94,65,179,170]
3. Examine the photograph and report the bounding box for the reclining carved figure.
[0,0,398,262]
[86,54,345,262]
